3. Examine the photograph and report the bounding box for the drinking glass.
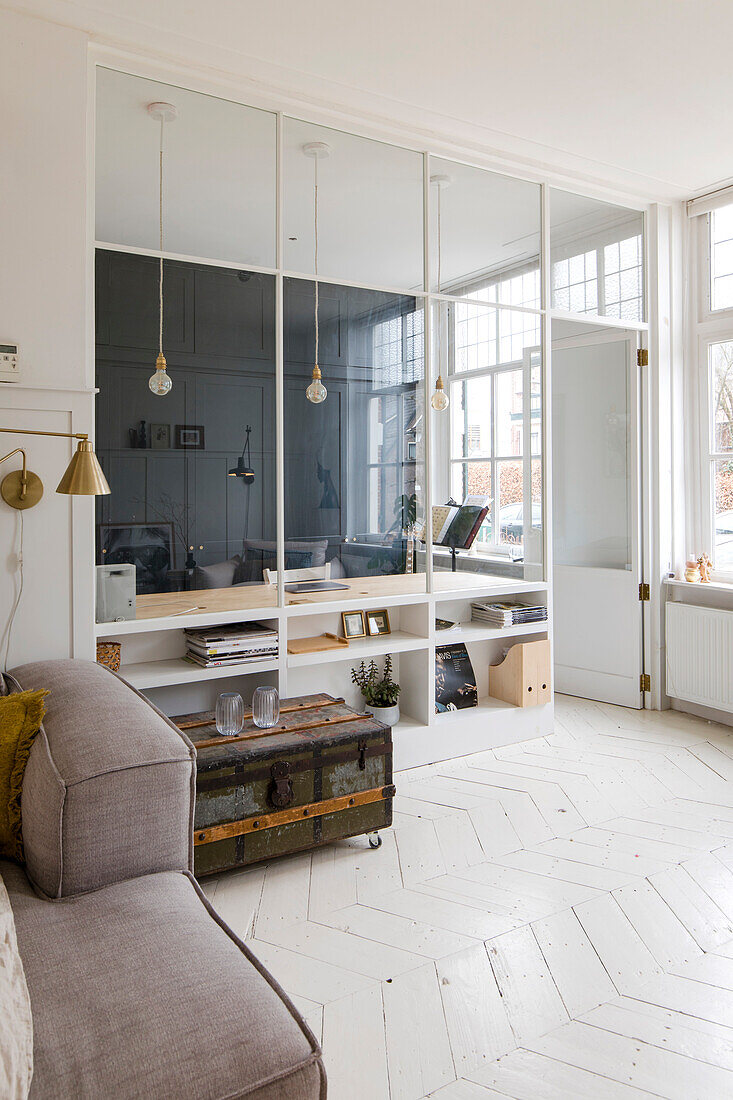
[252,685,280,729]
[215,692,245,736]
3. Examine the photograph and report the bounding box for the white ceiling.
[13,0,733,200]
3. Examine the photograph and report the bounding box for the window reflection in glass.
[95,250,277,604]
[453,301,540,374]
[429,158,540,299]
[550,189,644,321]
[284,278,425,597]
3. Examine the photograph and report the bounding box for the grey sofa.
[2,659,326,1099]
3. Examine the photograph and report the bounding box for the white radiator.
[666,601,733,712]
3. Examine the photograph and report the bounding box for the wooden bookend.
[489,639,551,708]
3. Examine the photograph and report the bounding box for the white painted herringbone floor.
[201,696,733,1100]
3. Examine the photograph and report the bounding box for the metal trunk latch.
[358,740,368,770]
[268,761,294,808]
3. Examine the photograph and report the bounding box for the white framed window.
[692,201,733,577]
[709,205,733,314]
[447,342,541,555]
[704,339,733,573]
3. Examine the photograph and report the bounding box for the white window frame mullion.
[700,325,733,579]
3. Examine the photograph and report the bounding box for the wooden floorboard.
[200,695,733,1098]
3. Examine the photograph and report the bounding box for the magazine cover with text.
[435,643,478,712]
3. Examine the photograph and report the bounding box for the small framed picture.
[407,441,417,461]
[175,424,205,449]
[341,610,366,639]
[366,609,391,636]
[150,423,170,450]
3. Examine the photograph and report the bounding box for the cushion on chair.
[240,540,328,583]
[193,555,243,590]
[2,860,325,1100]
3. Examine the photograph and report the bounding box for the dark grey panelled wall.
[95,251,423,593]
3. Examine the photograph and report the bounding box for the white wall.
[0,9,94,668]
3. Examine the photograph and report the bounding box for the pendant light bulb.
[149,352,172,396]
[306,364,327,404]
[431,375,449,412]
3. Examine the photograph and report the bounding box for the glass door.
[552,320,644,707]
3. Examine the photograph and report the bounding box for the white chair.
[263,562,332,586]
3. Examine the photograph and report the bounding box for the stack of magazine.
[184,622,278,669]
[471,601,547,627]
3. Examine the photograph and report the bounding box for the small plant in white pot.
[351,655,401,726]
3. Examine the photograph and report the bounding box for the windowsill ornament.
[697,552,712,583]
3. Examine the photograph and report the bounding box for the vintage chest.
[172,693,394,876]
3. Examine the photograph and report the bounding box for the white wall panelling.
[0,386,96,668]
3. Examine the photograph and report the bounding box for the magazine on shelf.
[471,601,547,627]
[184,620,278,666]
[186,638,278,657]
[183,650,275,669]
[435,643,478,712]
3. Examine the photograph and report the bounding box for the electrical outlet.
[0,343,20,382]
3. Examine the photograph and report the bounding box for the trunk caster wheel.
[368,832,382,849]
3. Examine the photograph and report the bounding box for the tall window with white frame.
[448,299,541,562]
[695,202,733,575]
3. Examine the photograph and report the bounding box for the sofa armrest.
[10,659,196,898]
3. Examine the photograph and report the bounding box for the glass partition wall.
[94,66,646,622]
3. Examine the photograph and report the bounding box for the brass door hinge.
[639,582,650,601]
[637,348,649,367]
[640,673,651,692]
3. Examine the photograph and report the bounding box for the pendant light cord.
[158,117,164,358]
[436,181,443,382]
[437,181,442,295]
[314,154,319,368]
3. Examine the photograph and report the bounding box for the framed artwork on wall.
[175,424,205,449]
[150,423,171,449]
[97,522,174,592]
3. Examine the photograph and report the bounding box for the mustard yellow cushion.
[0,689,47,863]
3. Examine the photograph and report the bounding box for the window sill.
[666,576,733,594]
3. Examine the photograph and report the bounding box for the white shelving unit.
[121,656,280,691]
[97,577,551,769]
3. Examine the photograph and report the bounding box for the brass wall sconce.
[0,428,111,510]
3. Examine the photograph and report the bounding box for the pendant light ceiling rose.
[303,141,331,160]
[430,173,452,189]
[147,101,178,123]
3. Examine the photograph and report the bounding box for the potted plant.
[351,655,401,726]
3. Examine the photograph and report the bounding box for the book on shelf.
[471,601,547,627]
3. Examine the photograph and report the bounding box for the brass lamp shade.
[56,439,111,496]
